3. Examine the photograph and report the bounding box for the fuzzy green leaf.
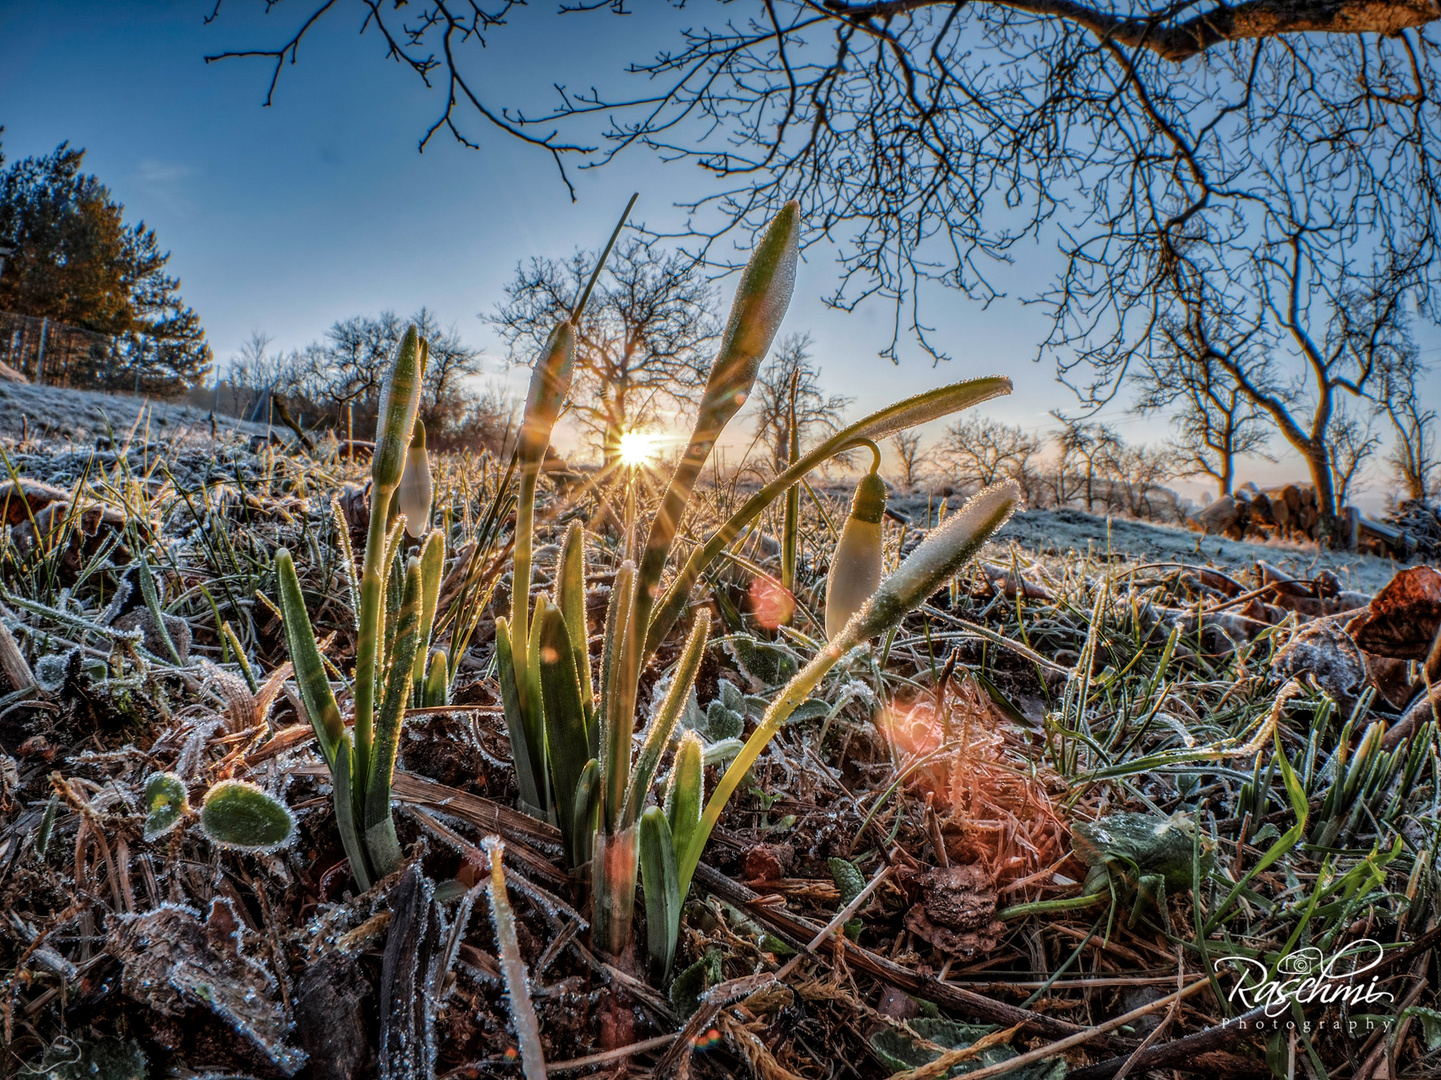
[640,805,682,982]
[333,739,372,891]
[668,730,704,897]
[496,617,547,817]
[143,772,189,842]
[411,528,445,686]
[199,781,295,853]
[365,555,423,877]
[275,549,345,770]
[626,611,709,828]
[556,521,594,737]
[538,601,592,868]
[422,647,449,708]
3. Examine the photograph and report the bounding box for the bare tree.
[1121,242,1420,544]
[1137,327,1272,498]
[752,333,853,473]
[1378,352,1439,501]
[211,4,1441,543]
[937,416,1042,491]
[223,330,283,416]
[1329,407,1381,509]
[225,309,487,443]
[492,239,716,467]
[1110,444,1179,521]
[890,431,929,491]
[209,6,1441,347]
[1052,417,1124,514]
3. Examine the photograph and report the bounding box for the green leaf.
[364,555,423,876]
[333,739,372,891]
[538,602,592,868]
[142,772,189,842]
[1071,812,1206,894]
[828,857,865,905]
[626,612,709,827]
[571,759,600,868]
[640,805,682,982]
[496,617,547,818]
[34,794,58,858]
[703,698,744,742]
[670,951,722,1016]
[411,528,445,686]
[871,1018,1064,1080]
[724,634,797,687]
[601,561,637,833]
[199,781,295,853]
[667,731,704,896]
[275,549,344,770]
[422,647,449,707]
[556,520,594,735]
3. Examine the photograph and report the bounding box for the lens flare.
[748,576,796,630]
[617,430,662,467]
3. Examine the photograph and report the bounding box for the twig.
[938,977,1212,1080]
[483,837,547,1080]
[545,1033,677,1074]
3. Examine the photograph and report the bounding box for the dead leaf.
[1363,651,1416,710]
[0,478,71,526]
[1273,620,1366,706]
[902,863,1004,958]
[107,899,307,1076]
[742,842,795,885]
[1348,566,1441,660]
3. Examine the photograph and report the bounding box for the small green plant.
[199,780,297,852]
[493,199,1019,975]
[142,771,189,841]
[141,772,296,853]
[275,326,449,888]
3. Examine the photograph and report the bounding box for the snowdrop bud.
[518,320,577,467]
[842,481,1021,647]
[825,469,888,641]
[694,201,800,443]
[372,327,425,491]
[397,419,433,538]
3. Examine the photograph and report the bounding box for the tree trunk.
[1302,443,1347,550]
[602,421,623,470]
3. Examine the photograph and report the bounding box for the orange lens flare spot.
[748,577,795,630]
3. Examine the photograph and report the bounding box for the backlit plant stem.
[354,328,425,802]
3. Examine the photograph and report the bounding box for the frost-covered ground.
[0,378,270,445]
[0,381,1416,594]
[896,497,1413,594]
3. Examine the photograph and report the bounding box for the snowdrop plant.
[275,326,448,889]
[495,199,1019,972]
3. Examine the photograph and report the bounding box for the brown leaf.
[107,899,306,1075]
[902,863,1004,958]
[1273,620,1367,706]
[1363,651,1416,711]
[1348,566,1441,660]
[742,842,795,885]
[0,478,70,526]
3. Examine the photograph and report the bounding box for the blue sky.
[0,2,1429,505]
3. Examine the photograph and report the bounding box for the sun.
[617,430,661,467]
